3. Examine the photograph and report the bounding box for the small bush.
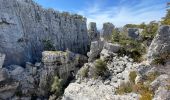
[129,71,137,84]
[94,59,107,77]
[116,82,133,95]
[152,57,166,65]
[133,83,153,100]
[51,76,62,97]
[42,39,55,51]
[140,92,152,100]
[81,67,89,78]
[15,90,22,97]
[146,72,160,83]
[152,52,170,65]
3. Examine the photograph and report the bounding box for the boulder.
[100,43,121,60]
[0,68,9,82]
[0,68,19,99]
[0,53,5,68]
[87,40,104,62]
[7,65,36,97]
[0,82,19,100]
[127,28,142,39]
[148,25,170,63]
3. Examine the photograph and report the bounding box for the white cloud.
[77,0,166,29]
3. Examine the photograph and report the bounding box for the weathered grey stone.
[39,50,87,96]
[8,65,36,97]
[153,88,170,100]
[64,51,139,100]
[88,22,100,42]
[62,81,139,100]
[87,40,104,62]
[148,25,170,63]
[150,74,169,92]
[0,68,9,82]
[100,43,121,60]
[101,22,114,40]
[127,28,142,39]
[0,0,89,66]
[0,53,5,68]
[0,82,19,100]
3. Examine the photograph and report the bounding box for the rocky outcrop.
[63,81,139,100]
[87,40,121,62]
[63,55,139,100]
[100,42,121,60]
[87,40,104,62]
[0,68,19,99]
[88,22,100,42]
[39,50,87,96]
[63,41,139,100]
[0,0,89,66]
[101,22,114,40]
[127,28,143,39]
[148,25,170,62]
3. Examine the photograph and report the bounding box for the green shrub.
[117,41,145,62]
[140,92,152,100]
[112,28,146,62]
[94,59,107,77]
[161,9,170,25]
[51,76,62,97]
[146,72,160,83]
[129,71,137,84]
[81,67,89,78]
[152,52,170,65]
[15,90,22,97]
[116,82,133,95]
[166,85,170,90]
[152,58,166,65]
[42,39,55,51]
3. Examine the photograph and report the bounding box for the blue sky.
[34,0,169,29]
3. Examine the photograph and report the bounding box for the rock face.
[0,50,87,99]
[88,22,100,42]
[0,0,89,66]
[148,25,170,62]
[101,22,114,40]
[127,28,142,39]
[39,50,87,96]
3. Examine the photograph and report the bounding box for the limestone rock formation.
[101,22,115,40]
[100,42,121,60]
[0,0,89,66]
[88,22,100,42]
[63,55,139,100]
[39,50,87,96]
[127,28,142,39]
[87,40,104,62]
[0,68,19,99]
[63,41,139,100]
[148,25,170,62]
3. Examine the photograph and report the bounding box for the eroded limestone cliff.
[0,0,89,66]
